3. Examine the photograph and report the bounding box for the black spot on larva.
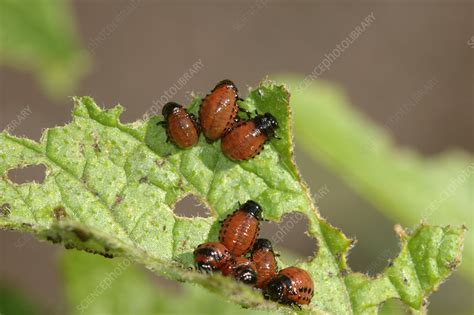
[0,203,11,216]
[21,223,32,229]
[340,269,350,277]
[139,177,148,183]
[163,225,167,232]
[53,206,67,220]
[72,228,91,242]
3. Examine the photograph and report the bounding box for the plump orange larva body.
[193,242,231,273]
[160,102,199,149]
[221,256,257,285]
[264,267,314,306]
[250,239,278,289]
[199,79,239,142]
[221,113,278,161]
[218,200,262,256]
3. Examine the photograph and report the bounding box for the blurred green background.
[0,1,472,314]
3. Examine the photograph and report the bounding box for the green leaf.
[0,0,89,97]
[0,81,465,314]
[0,284,45,315]
[274,75,473,283]
[61,249,266,315]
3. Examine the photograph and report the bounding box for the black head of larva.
[235,265,257,285]
[195,262,213,273]
[240,200,263,220]
[253,238,273,252]
[162,102,181,119]
[264,276,286,302]
[213,79,238,93]
[254,113,279,138]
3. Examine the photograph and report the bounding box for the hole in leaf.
[7,164,46,184]
[173,195,210,218]
[259,212,318,266]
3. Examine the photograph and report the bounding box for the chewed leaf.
[0,81,465,314]
[346,224,465,314]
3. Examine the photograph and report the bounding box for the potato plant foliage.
[0,81,465,314]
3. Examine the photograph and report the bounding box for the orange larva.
[263,267,314,306]
[219,200,262,256]
[199,79,239,142]
[158,102,199,149]
[221,256,257,285]
[221,113,278,161]
[193,242,231,273]
[250,238,278,289]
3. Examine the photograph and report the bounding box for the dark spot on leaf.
[84,248,114,258]
[53,206,67,220]
[448,259,460,270]
[139,176,148,183]
[155,159,165,167]
[72,228,91,242]
[162,225,167,232]
[46,234,62,244]
[92,141,101,152]
[114,194,123,207]
[178,178,184,191]
[0,203,11,216]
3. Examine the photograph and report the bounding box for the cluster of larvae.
[193,201,314,307]
[158,80,279,161]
